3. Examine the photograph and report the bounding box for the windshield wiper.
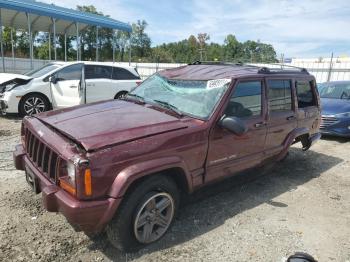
[153,100,183,117]
[126,93,145,103]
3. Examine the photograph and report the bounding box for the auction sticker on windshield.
[207,79,231,89]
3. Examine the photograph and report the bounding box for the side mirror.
[49,75,58,84]
[219,116,248,135]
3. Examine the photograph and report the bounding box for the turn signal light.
[59,178,76,196]
[84,168,92,196]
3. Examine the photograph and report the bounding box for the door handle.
[69,85,77,88]
[254,122,266,128]
[286,116,296,121]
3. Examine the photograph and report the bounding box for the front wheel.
[19,94,50,116]
[114,91,128,100]
[106,176,179,252]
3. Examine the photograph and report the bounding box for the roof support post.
[112,29,116,63]
[11,28,15,71]
[0,8,5,73]
[96,26,99,62]
[76,22,79,61]
[64,32,67,62]
[48,30,51,60]
[31,32,35,61]
[128,32,131,66]
[52,18,57,61]
[26,13,33,70]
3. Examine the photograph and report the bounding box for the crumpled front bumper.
[13,144,122,233]
[0,99,8,115]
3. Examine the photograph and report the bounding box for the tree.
[131,20,151,61]
[116,30,130,62]
[223,34,241,62]
[151,47,174,63]
[197,33,210,60]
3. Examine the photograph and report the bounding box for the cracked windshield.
[129,74,231,119]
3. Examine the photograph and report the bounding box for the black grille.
[320,116,338,129]
[24,128,59,181]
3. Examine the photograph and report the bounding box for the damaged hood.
[34,100,189,151]
[0,73,32,92]
[0,73,31,84]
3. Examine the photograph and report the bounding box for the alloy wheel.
[134,192,175,244]
[23,97,46,115]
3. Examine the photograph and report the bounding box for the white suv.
[0,61,141,116]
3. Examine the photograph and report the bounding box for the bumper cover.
[320,118,350,138]
[0,99,8,115]
[320,127,350,138]
[13,144,122,233]
[302,132,321,151]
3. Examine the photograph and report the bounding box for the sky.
[40,0,350,58]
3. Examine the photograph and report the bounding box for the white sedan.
[0,62,141,116]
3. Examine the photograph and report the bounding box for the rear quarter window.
[112,67,140,80]
[296,81,316,108]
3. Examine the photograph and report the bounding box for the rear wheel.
[19,94,50,116]
[114,91,128,100]
[106,176,179,252]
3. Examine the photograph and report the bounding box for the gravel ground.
[0,115,349,262]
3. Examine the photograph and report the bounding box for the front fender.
[107,156,193,198]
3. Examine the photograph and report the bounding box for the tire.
[19,94,50,116]
[114,91,128,100]
[106,175,179,252]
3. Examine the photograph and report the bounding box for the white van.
[0,61,141,116]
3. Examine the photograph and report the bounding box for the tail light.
[136,81,142,86]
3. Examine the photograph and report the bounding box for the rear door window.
[296,81,316,108]
[267,80,292,112]
[112,67,140,80]
[225,81,262,118]
[85,65,112,79]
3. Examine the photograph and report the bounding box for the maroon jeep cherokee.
[13,63,321,251]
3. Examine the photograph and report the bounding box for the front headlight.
[335,112,350,118]
[59,160,76,196]
[66,161,76,183]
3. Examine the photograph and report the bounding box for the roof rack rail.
[256,64,309,74]
[188,61,309,75]
[188,60,245,66]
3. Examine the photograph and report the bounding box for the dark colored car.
[13,63,321,251]
[319,81,350,137]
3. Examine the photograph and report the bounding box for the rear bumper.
[301,132,321,151]
[13,144,122,233]
[309,132,321,146]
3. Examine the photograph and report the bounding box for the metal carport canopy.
[0,0,132,35]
